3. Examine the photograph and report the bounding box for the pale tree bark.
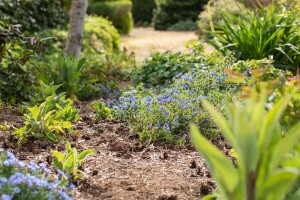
[65,0,88,58]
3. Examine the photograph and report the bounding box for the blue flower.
[1,194,13,200]
[131,102,137,108]
[13,187,21,194]
[157,121,162,129]
[165,123,171,133]
[28,161,39,172]
[211,72,216,76]
[182,84,189,89]
[217,77,222,82]
[203,119,209,124]
[163,111,169,116]
[39,163,51,174]
[175,116,180,121]
[70,183,76,189]
[146,107,152,112]
[57,169,65,176]
[57,190,71,200]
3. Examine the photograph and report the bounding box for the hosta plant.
[190,90,300,200]
[14,94,79,144]
[51,142,96,180]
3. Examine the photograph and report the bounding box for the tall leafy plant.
[209,4,300,72]
[190,90,300,200]
[40,55,86,98]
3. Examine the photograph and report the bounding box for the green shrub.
[190,88,300,200]
[0,21,45,102]
[133,45,209,86]
[0,149,71,199]
[105,52,236,144]
[209,4,300,73]
[38,16,120,56]
[198,0,248,39]
[167,20,198,31]
[14,94,79,145]
[153,0,208,30]
[87,1,134,34]
[38,55,86,98]
[0,0,68,32]
[132,0,157,23]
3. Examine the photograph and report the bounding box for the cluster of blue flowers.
[102,65,233,143]
[0,148,72,200]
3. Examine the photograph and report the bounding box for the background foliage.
[87,0,133,34]
[0,0,68,32]
[153,0,208,30]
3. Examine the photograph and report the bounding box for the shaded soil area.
[0,103,233,199]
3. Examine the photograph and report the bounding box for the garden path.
[121,27,212,64]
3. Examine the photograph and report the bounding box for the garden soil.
[0,102,231,200]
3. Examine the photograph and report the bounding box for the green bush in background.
[38,16,120,56]
[0,0,68,32]
[132,0,157,24]
[88,0,133,34]
[153,0,208,30]
[133,45,212,86]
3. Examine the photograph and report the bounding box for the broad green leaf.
[51,150,65,163]
[259,168,299,200]
[190,124,239,194]
[270,122,300,170]
[78,149,96,165]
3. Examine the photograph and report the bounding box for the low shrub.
[0,21,45,102]
[132,0,157,23]
[198,0,248,39]
[14,94,79,145]
[87,1,133,34]
[0,0,68,32]
[38,16,120,56]
[167,20,198,31]
[153,0,208,30]
[38,55,86,98]
[208,4,300,73]
[104,53,236,144]
[133,45,212,86]
[0,149,71,199]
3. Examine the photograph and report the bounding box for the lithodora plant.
[14,93,79,145]
[190,88,300,200]
[0,149,71,200]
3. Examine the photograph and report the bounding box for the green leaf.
[51,150,65,163]
[270,122,300,170]
[190,124,239,195]
[78,149,96,165]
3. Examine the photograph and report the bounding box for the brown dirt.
[0,103,231,199]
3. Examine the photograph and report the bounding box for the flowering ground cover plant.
[100,54,236,143]
[0,149,72,200]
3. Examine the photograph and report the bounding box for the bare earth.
[121,28,199,64]
[0,103,226,200]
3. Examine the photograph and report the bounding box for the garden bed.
[0,102,234,199]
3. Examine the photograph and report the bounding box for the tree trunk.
[65,0,87,59]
